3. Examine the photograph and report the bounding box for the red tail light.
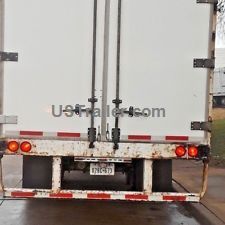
[20,141,32,152]
[188,146,198,157]
[8,141,19,152]
[175,146,186,157]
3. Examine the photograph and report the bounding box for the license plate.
[90,163,115,176]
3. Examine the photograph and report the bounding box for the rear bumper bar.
[3,188,200,202]
[1,139,209,202]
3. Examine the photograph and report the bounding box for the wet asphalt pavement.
[0,199,203,225]
[0,156,205,225]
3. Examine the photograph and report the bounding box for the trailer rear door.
[106,0,213,142]
[3,0,105,134]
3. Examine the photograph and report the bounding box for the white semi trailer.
[213,67,225,107]
[0,0,217,202]
[213,48,225,107]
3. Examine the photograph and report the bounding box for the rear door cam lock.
[123,106,148,117]
[63,104,92,115]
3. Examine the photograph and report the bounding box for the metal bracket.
[212,31,216,42]
[196,0,218,4]
[88,97,98,103]
[88,127,96,148]
[196,0,218,11]
[112,99,122,105]
[193,58,215,69]
[0,52,18,62]
[112,128,121,150]
[197,145,210,161]
[0,115,18,124]
[191,121,212,132]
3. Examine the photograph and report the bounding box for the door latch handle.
[123,106,147,117]
[63,104,91,115]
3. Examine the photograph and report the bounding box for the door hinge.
[191,121,212,132]
[0,52,18,62]
[0,115,18,124]
[193,58,215,69]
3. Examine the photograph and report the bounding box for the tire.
[22,156,53,189]
[152,159,172,192]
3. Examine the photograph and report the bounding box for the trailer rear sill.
[3,188,200,202]
[3,138,207,159]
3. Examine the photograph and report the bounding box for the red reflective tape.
[165,136,189,141]
[128,135,151,140]
[125,194,148,200]
[11,191,35,198]
[163,195,186,201]
[50,193,73,198]
[20,131,43,136]
[87,193,111,199]
[57,132,81,138]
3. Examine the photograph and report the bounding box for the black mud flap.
[22,156,53,189]
[133,159,144,191]
[152,160,173,192]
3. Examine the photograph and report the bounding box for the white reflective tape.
[74,192,88,199]
[151,136,165,142]
[111,194,125,200]
[5,131,20,136]
[80,133,88,139]
[43,132,57,137]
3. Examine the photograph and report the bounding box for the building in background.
[214,48,225,107]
